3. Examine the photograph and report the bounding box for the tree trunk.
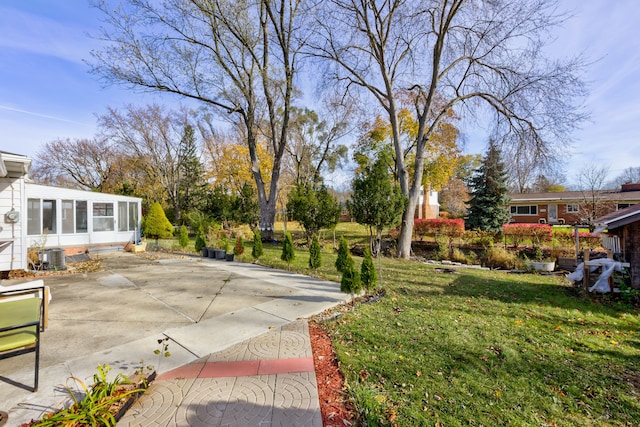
[397,195,418,259]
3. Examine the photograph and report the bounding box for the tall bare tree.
[310,0,587,258]
[90,0,308,239]
[98,104,198,221]
[576,163,611,228]
[30,138,121,192]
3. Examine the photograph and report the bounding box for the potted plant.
[225,235,234,261]
[527,248,556,272]
[234,234,244,257]
[206,225,220,258]
[216,231,228,260]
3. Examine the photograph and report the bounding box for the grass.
[155,222,640,426]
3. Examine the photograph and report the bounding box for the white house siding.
[25,184,142,250]
[0,177,26,271]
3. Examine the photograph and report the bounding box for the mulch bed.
[309,321,355,427]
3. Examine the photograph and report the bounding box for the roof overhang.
[0,152,31,178]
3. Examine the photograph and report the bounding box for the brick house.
[595,204,640,289]
[507,184,640,225]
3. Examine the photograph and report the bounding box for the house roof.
[509,189,640,203]
[0,151,31,178]
[595,203,640,230]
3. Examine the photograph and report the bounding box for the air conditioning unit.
[45,248,66,270]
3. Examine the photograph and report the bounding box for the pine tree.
[466,140,511,233]
[178,225,189,248]
[309,234,322,270]
[340,249,361,302]
[335,236,349,273]
[143,202,174,245]
[281,231,295,269]
[360,246,377,294]
[252,229,264,260]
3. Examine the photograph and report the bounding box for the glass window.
[617,203,634,210]
[566,204,579,213]
[76,201,88,233]
[42,200,56,234]
[93,202,114,232]
[118,202,128,232]
[511,205,537,215]
[128,202,138,232]
[27,198,41,235]
[62,200,74,233]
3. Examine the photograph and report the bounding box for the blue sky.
[1,0,639,187]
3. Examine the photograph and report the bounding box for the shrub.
[450,247,469,264]
[360,245,377,293]
[234,234,244,256]
[178,225,189,248]
[194,227,206,252]
[503,223,552,247]
[143,202,174,243]
[309,234,321,270]
[481,246,519,269]
[335,236,349,273]
[281,231,295,268]
[340,249,361,299]
[252,229,263,260]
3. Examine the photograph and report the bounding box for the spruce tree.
[360,246,377,294]
[335,236,349,273]
[281,231,295,269]
[178,225,189,248]
[340,249,361,302]
[252,229,264,260]
[309,234,322,270]
[466,140,511,233]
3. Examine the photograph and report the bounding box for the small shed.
[595,204,640,289]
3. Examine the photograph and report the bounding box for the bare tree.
[30,138,120,192]
[90,0,309,239]
[576,163,610,228]
[98,104,198,220]
[609,166,640,188]
[310,0,587,258]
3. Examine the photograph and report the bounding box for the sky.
[1,0,639,187]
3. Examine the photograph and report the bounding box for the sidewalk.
[0,253,348,427]
[119,320,321,426]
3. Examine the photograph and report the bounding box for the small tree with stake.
[252,229,263,261]
[309,234,322,270]
[340,248,361,304]
[335,236,349,273]
[360,246,377,295]
[281,232,295,270]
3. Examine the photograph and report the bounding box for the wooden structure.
[594,204,640,289]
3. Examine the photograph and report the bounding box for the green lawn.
[157,223,640,426]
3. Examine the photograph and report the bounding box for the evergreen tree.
[143,202,174,244]
[340,249,361,302]
[335,236,349,273]
[360,246,377,294]
[178,225,189,248]
[347,156,406,256]
[466,140,511,232]
[309,234,322,270]
[252,229,264,260]
[281,231,295,269]
[287,183,341,243]
[177,125,207,222]
[194,227,206,252]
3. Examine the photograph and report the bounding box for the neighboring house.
[508,184,640,225]
[338,186,439,222]
[0,151,142,275]
[416,186,440,219]
[595,204,640,289]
